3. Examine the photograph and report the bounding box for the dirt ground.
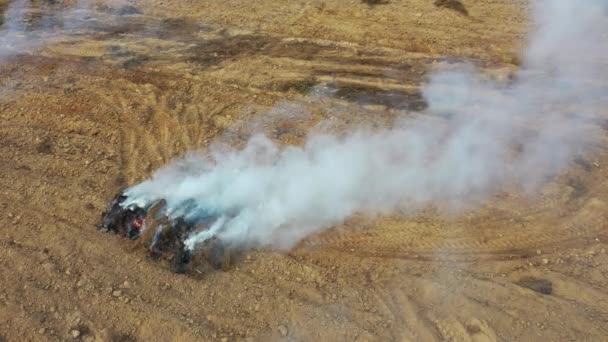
[1,0,607,341]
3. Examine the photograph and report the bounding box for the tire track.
[298,194,607,261]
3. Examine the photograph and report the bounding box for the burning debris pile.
[97,0,607,274]
[98,190,229,273]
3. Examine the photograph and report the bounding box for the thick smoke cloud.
[123,0,608,251]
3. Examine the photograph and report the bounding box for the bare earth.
[1,0,607,341]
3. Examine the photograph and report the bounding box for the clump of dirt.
[516,276,553,295]
[566,177,589,199]
[573,156,593,172]
[361,0,390,5]
[35,136,53,154]
[275,77,318,94]
[120,55,150,69]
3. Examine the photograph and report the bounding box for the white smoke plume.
[123,0,608,251]
[0,0,95,59]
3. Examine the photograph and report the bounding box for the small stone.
[38,327,46,334]
[76,279,85,287]
[296,277,302,282]
[112,290,122,297]
[542,258,549,265]
[221,338,228,342]
[122,281,131,289]
[278,325,288,336]
[70,329,81,338]
[536,250,542,255]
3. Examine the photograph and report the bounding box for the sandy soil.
[1,1,607,341]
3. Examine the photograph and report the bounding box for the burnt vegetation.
[434,0,469,16]
[361,0,390,5]
[333,83,427,111]
[98,191,231,274]
[516,276,553,295]
[275,77,318,94]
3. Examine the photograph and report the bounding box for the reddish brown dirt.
[1,1,607,341]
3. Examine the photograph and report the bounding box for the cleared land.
[0,1,607,341]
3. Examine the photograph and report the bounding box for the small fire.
[133,218,143,229]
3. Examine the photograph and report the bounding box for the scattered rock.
[70,329,81,338]
[542,258,549,265]
[38,327,46,334]
[278,325,288,336]
[122,281,131,289]
[76,279,85,287]
[112,290,122,297]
